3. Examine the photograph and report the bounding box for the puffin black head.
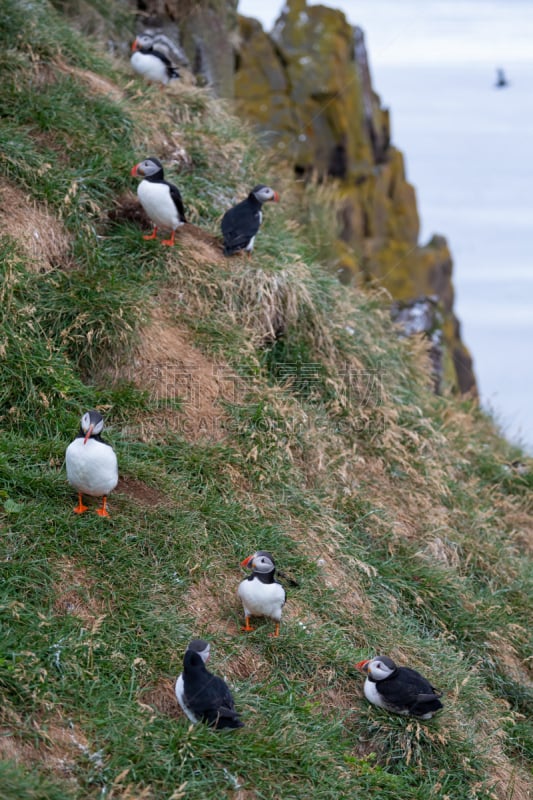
[187,639,210,663]
[78,409,105,445]
[183,649,207,673]
[131,157,164,181]
[240,551,276,574]
[356,655,399,681]
[250,185,280,204]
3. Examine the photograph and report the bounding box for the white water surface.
[239,0,533,452]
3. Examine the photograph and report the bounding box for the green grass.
[0,3,531,799]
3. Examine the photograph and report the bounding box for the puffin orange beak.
[273,191,280,202]
[356,659,370,673]
[83,424,94,445]
[131,164,140,177]
[240,555,254,568]
[131,39,139,52]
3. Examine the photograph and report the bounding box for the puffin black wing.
[152,47,180,79]
[221,199,261,255]
[183,651,243,729]
[378,667,443,715]
[165,181,187,222]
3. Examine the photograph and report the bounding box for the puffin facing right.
[221,185,279,256]
[356,655,443,719]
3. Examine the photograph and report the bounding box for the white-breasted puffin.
[238,550,286,637]
[131,157,186,246]
[221,185,279,257]
[130,34,181,86]
[356,655,443,719]
[65,410,118,517]
[175,640,243,729]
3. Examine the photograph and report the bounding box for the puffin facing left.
[356,655,443,719]
[65,410,118,517]
[130,34,181,86]
[131,157,186,246]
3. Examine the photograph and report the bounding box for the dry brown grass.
[0,180,71,272]
[115,475,170,507]
[52,556,108,625]
[102,304,243,443]
[53,58,124,102]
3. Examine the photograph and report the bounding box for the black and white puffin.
[65,410,118,517]
[130,34,181,86]
[238,551,286,637]
[131,157,186,246]
[356,655,443,719]
[175,640,243,729]
[221,185,279,256]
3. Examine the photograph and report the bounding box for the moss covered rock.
[234,0,476,394]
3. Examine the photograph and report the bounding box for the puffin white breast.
[65,438,118,497]
[137,180,181,231]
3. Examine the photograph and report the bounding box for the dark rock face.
[234,0,477,395]
[132,0,238,96]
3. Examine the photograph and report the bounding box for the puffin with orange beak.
[356,655,443,719]
[238,551,286,637]
[65,410,118,517]
[131,157,186,247]
[130,34,181,86]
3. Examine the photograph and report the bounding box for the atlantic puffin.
[131,157,186,246]
[175,640,243,729]
[356,655,443,719]
[238,551,286,637]
[221,185,279,256]
[65,410,118,517]
[130,34,181,86]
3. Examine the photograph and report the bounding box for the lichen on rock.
[234,0,476,395]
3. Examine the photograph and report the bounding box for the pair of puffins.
[130,157,279,254]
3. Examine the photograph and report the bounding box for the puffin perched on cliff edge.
[175,639,243,729]
[238,551,286,637]
[65,410,118,517]
[131,157,186,246]
[356,655,443,719]
[130,34,181,86]
[221,185,279,256]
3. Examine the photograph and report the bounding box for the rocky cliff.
[60,0,476,394]
[233,0,476,394]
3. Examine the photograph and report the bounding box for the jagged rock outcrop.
[234,0,476,394]
[130,0,238,96]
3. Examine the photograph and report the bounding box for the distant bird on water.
[65,410,118,517]
[175,639,243,729]
[221,185,279,256]
[495,68,509,89]
[130,34,181,86]
[356,655,443,719]
[131,157,186,246]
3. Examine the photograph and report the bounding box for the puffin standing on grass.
[65,410,118,517]
[130,34,181,86]
[131,157,186,246]
[238,551,286,637]
[221,185,279,257]
[175,639,243,729]
[356,655,443,719]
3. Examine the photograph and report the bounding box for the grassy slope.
[0,2,532,799]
